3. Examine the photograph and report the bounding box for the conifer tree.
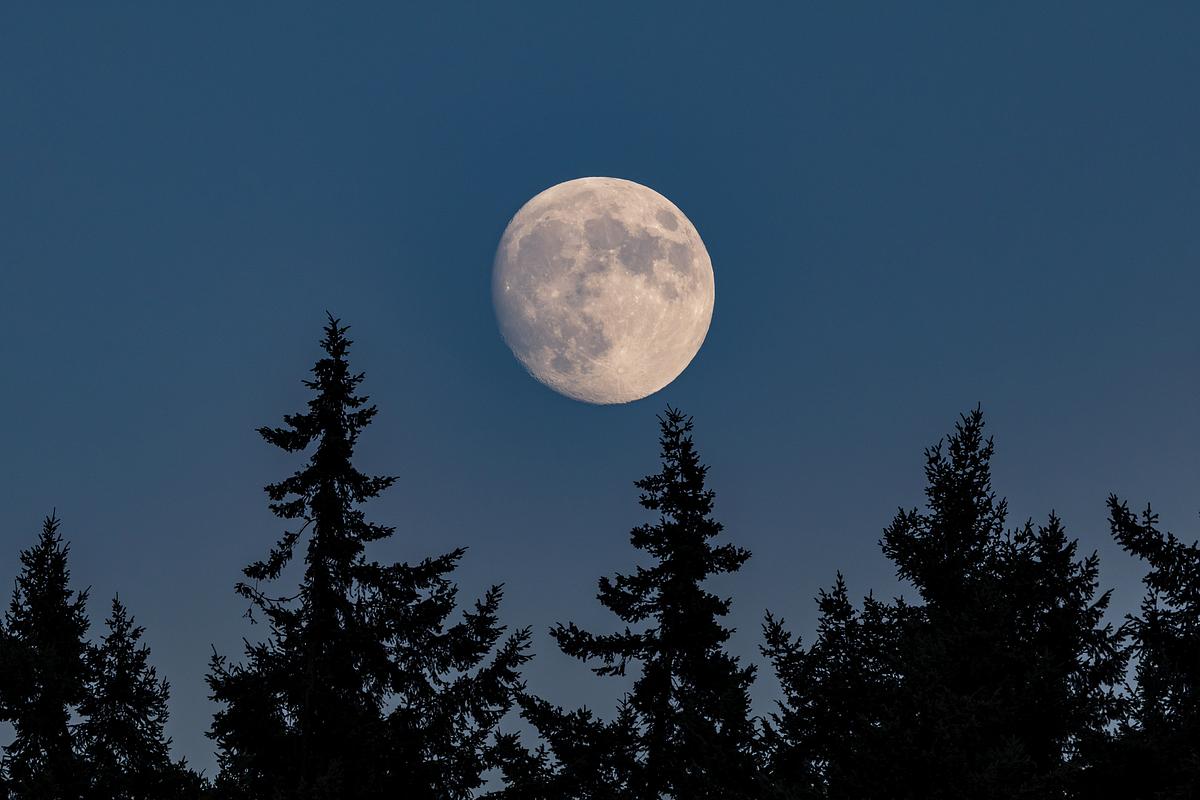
[1084,498,1200,798]
[0,514,91,799]
[765,409,1125,799]
[0,614,11,800]
[761,579,914,800]
[886,411,1123,797]
[79,595,195,799]
[499,408,760,799]
[491,698,640,800]
[207,315,529,799]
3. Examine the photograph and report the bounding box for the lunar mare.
[492,177,714,404]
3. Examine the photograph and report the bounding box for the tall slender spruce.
[207,315,529,799]
[500,408,759,799]
[0,514,91,799]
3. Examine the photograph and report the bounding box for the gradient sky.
[2,3,1198,776]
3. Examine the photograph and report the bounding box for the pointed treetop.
[883,406,1009,599]
[238,314,397,592]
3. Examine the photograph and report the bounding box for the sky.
[2,2,1198,777]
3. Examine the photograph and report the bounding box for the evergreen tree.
[761,579,914,800]
[996,513,1127,794]
[207,315,529,799]
[0,514,91,799]
[499,408,760,799]
[885,411,1124,798]
[1084,498,1200,798]
[0,620,10,800]
[491,698,640,800]
[79,595,196,799]
[765,409,1125,799]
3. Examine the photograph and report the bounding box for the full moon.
[492,177,714,404]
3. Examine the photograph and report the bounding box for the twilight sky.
[2,3,1198,776]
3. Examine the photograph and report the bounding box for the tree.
[79,595,197,799]
[887,410,1124,797]
[499,408,760,799]
[0,514,91,799]
[1084,498,1200,799]
[207,314,530,799]
[491,697,641,800]
[765,409,1125,799]
[761,579,915,800]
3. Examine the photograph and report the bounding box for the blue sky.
[2,3,1198,775]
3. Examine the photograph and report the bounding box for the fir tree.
[500,408,760,799]
[883,410,1123,797]
[761,579,914,800]
[995,513,1127,793]
[765,409,1125,799]
[207,315,529,799]
[79,595,195,799]
[491,698,640,800]
[0,514,91,799]
[1084,498,1200,798]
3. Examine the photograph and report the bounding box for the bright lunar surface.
[493,177,715,404]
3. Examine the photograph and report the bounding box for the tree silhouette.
[491,698,640,799]
[79,595,197,799]
[761,578,915,800]
[498,408,760,799]
[1082,498,1200,798]
[207,315,530,799]
[0,514,91,799]
[766,409,1125,799]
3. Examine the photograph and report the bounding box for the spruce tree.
[500,408,760,799]
[888,411,1123,797]
[491,698,640,800]
[1086,498,1200,798]
[207,315,529,799]
[79,595,195,799]
[761,579,914,800]
[0,514,91,799]
[1,612,11,800]
[996,513,1127,793]
[765,409,1125,799]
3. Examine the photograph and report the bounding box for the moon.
[492,177,714,404]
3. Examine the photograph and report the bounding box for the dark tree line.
[1,317,1197,798]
